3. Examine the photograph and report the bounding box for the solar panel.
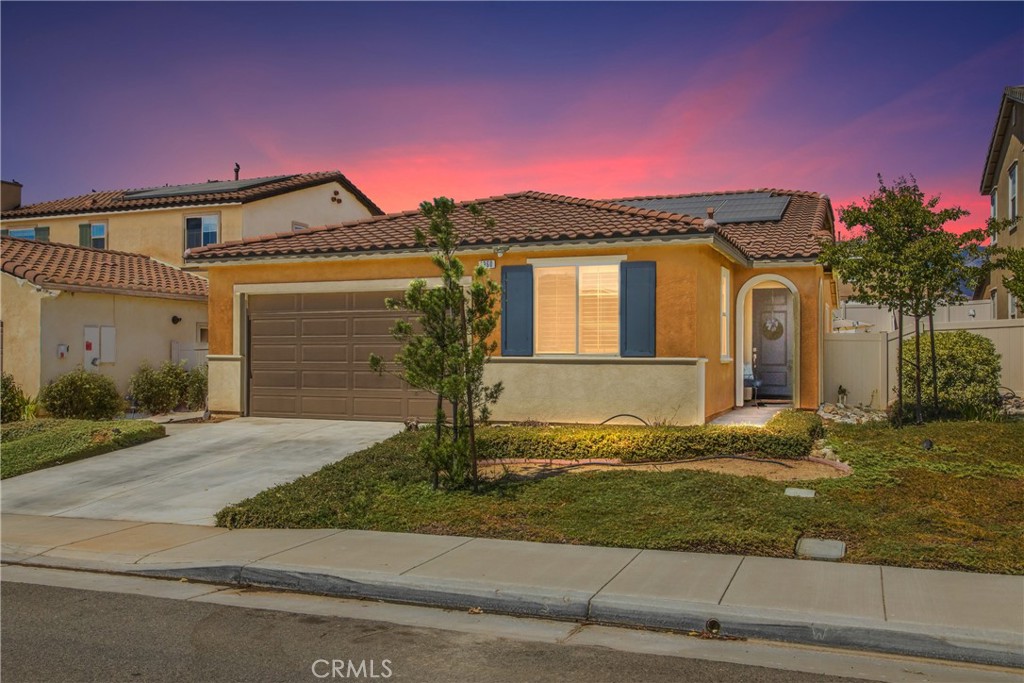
[123,175,294,199]
[616,192,790,223]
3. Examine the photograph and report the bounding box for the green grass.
[1,418,166,479]
[216,420,1024,574]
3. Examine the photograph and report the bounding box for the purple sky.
[2,2,1022,233]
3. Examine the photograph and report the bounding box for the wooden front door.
[752,288,793,399]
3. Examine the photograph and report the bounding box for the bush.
[184,364,208,411]
[1,372,29,423]
[128,361,189,415]
[476,409,822,462]
[39,369,124,420]
[897,331,1002,420]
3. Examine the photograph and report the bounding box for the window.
[185,214,219,249]
[1009,163,1018,228]
[534,263,619,355]
[292,221,309,231]
[3,226,49,241]
[1009,291,1018,320]
[720,267,731,360]
[197,323,209,346]
[990,288,998,314]
[80,222,106,248]
[991,190,998,244]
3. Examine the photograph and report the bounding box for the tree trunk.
[928,310,939,414]
[896,306,904,427]
[458,298,479,492]
[432,395,442,490]
[913,315,923,424]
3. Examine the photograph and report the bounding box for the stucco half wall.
[485,357,707,426]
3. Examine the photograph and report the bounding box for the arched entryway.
[734,275,800,408]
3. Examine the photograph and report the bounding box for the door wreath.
[761,317,784,341]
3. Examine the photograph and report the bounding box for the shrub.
[129,361,190,415]
[897,331,1002,420]
[39,369,124,420]
[184,364,208,411]
[476,409,821,462]
[1,372,29,423]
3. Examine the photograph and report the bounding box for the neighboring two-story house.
[980,85,1024,319]
[0,170,383,267]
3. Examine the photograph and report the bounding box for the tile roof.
[1,171,383,220]
[1,237,208,300]
[184,189,833,264]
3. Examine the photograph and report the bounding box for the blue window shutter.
[501,265,533,356]
[620,261,656,357]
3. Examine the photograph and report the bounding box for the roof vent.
[704,206,719,229]
[234,163,240,181]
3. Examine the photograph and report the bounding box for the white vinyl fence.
[823,319,1024,409]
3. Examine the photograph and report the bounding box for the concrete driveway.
[0,418,401,525]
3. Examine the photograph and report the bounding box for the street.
[1,581,853,683]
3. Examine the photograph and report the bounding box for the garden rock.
[817,402,887,425]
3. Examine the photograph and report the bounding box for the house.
[184,188,835,425]
[980,85,1023,319]
[0,171,383,267]
[1,237,208,398]
[1,180,22,211]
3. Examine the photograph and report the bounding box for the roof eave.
[980,95,1013,195]
[38,282,208,301]
[185,231,754,267]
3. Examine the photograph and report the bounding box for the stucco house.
[184,188,836,425]
[1,237,208,398]
[0,171,383,267]
[980,85,1023,319]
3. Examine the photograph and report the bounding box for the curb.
[117,561,1024,669]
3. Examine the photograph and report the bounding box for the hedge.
[476,409,822,462]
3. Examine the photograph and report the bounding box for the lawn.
[216,419,1024,574]
[1,419,166,479]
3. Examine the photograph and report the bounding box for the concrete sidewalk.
[2,514,1021,668]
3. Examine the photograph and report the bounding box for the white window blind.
[578,265,619,354]
[720,268,731,358]
[535,264,619,355]
[535,267,577,354]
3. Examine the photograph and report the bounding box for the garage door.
[247,291,438,421]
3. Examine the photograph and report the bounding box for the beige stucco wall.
[1,273,44,396]
[241,182,376,237]
[987,98,1024,318]
[1,205,244,267]
[208,355,243,415]
[36,291,207,394]
[1,181,377,267]
[485,358,706,425]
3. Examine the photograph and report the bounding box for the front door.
[752,289,793,399]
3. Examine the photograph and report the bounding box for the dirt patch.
[480,457,848,482]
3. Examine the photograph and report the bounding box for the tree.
[819,175,980,424]
[369,197,503,490]
[984,215,1024,317]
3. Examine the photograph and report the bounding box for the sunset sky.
[2,2,1022,233]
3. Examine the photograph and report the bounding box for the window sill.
[493,356,706,365]
[720,356,734,363]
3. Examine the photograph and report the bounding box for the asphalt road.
[1,582,856,683]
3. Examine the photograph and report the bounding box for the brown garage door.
[247,291,438,421]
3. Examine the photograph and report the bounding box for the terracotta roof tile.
[1,171,383,220]
[2,237,208,300]
[184,189,832,263]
